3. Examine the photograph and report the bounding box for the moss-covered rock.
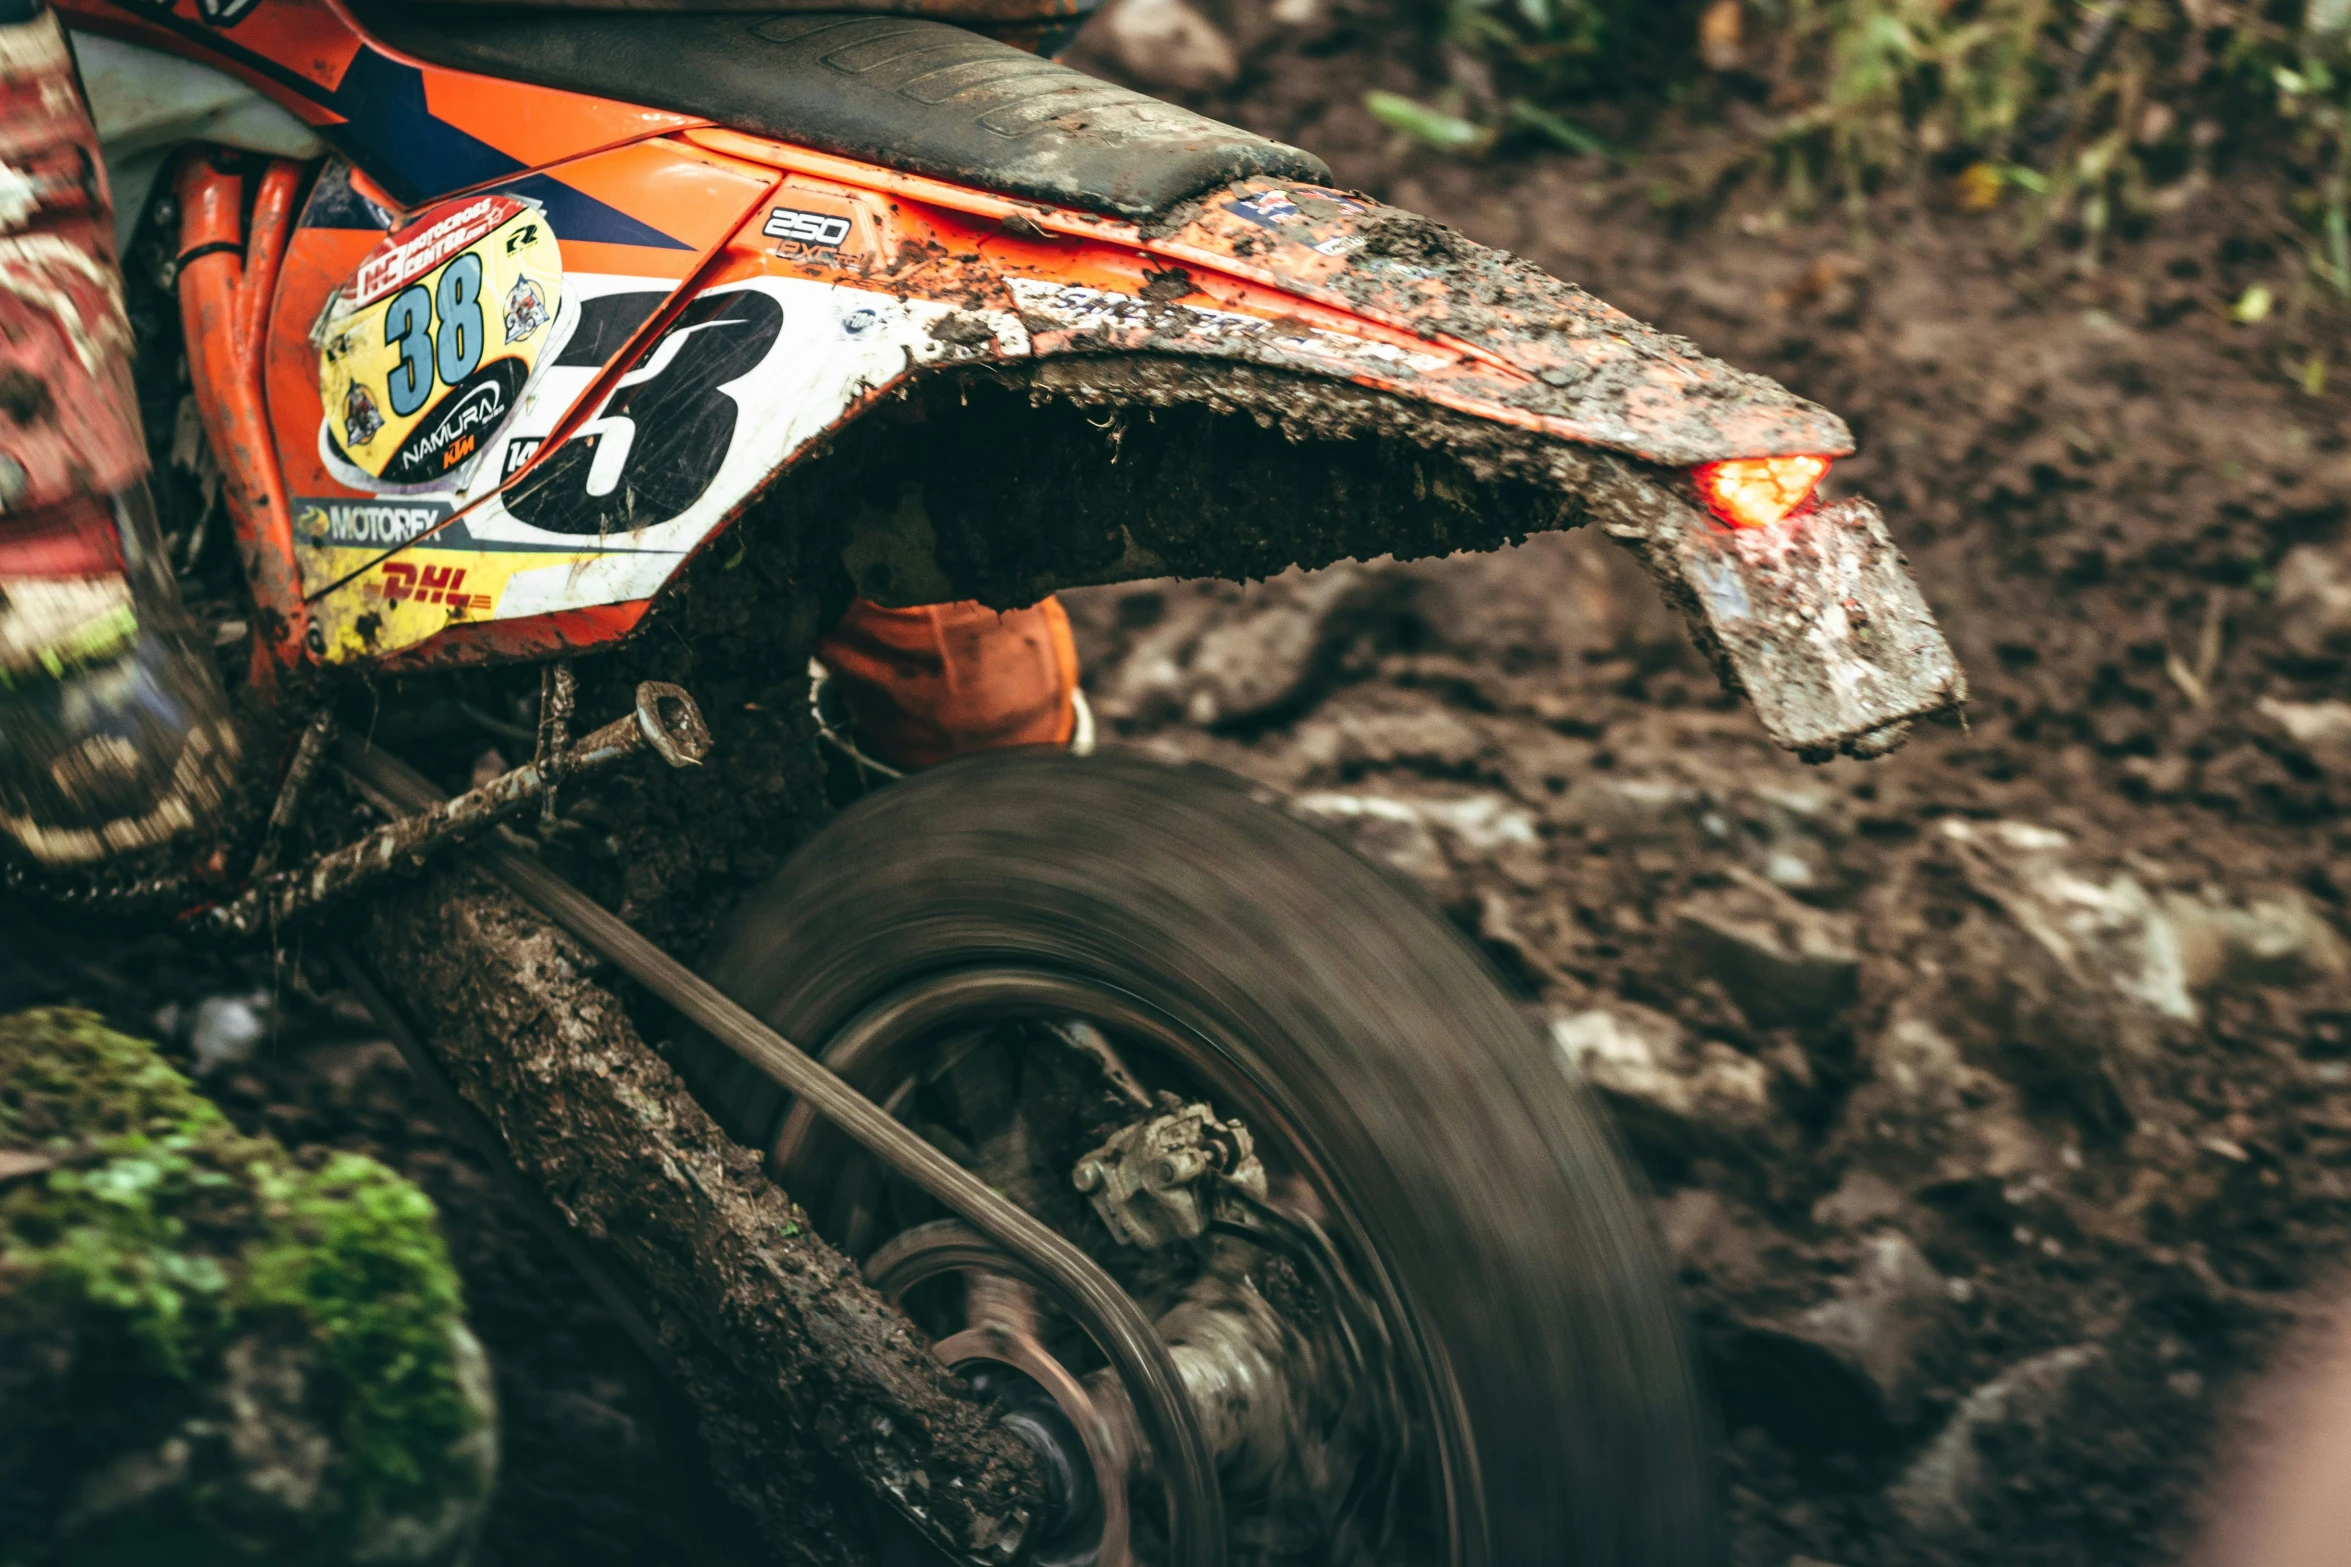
[0,1008,496,1566]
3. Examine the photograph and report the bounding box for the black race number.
[504,290,785,538]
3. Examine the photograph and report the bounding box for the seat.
[351,8,1331,221]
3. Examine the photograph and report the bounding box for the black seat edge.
[349,7,1333,221]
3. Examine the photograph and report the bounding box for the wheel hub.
[800,972,1416,1563]
[869,1223,1135,1566]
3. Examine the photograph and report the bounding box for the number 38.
[384,253,486,418]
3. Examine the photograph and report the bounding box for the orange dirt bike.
[36,3,1966,1564]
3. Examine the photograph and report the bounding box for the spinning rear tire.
[686,748,1720,1567]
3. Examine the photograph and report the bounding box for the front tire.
[686,748,1719,1567]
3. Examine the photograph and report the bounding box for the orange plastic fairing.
[1695,456,1832,530]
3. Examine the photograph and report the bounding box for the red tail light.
[1694,455,1831,530]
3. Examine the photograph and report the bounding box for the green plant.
[0,1009,492,1564]
[1404,0,2351,292]
[1746,2,2350,252]
[241,1152,477,1519]
[1446,0,1704,99]
[1361,0,1688,156]
[2269,46,2351,293]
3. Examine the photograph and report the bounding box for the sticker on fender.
[318,194,562,489]
[763,206,850,249]
[373,561,491,612]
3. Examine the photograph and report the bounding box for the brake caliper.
[1071,1097,1266,1249]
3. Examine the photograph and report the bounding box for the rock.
[1560,774,1708,847]
[1789,1233,1950,1406]
[1415,793,1543,855]
[1672,870,1860,1027]
[1824,999,2062,1198]
[2274,543,2351,660]
[1292,786,1547,898]
[1885,1345,2105,1535]
[1851,820,2350,1208]
[1,1008,498,1564]
[1556,762,1850,897]
[1400,526,1685,670]
[1654,1186,1790,1294]
[1551,1001,1792,1165]
[1474,889,1577,996]
[1809,1166,1907,1231]
[2256,695,2351,778]
[1087,0,1239,92]
[1084,564,1384,731]
[1933,819,2195,1028]
[1071,532,1677,739]
[1742,778,1845,892]
[1861,820,2193,1131]
[2165,886,2350,991]
[1290,701,1492,782]
[1717,1232,1954,1448]
[188,992,270,1076]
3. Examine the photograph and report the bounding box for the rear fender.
[320,136,1959,756]
[945,171,1960,758]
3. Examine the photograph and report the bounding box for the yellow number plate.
[318,193,562,489]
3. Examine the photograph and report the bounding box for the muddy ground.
[1056,3,2351,1563]
[8,3,2351,1563]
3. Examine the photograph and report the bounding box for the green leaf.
[1504,97,1623,157]
[2231,283,2275,324]
[1364,91,1495,155]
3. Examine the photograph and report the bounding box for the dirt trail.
[1052,6,2351,1564]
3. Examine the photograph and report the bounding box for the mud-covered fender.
[958,178,1961,756]
[1038,182,1854,469]
[309,144,1958,756]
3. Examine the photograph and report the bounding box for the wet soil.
[8,6,2351,1566]
[1048,6,2351,1565]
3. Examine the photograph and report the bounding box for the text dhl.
[373,562,493,612]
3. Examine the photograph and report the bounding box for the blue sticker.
[1225,189,1305,228]
[1225,187,1370,235]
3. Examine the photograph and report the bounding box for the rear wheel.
[686,749,1719,1567]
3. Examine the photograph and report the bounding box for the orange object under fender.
[176,156,308,676]
[819,597,1079,771]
